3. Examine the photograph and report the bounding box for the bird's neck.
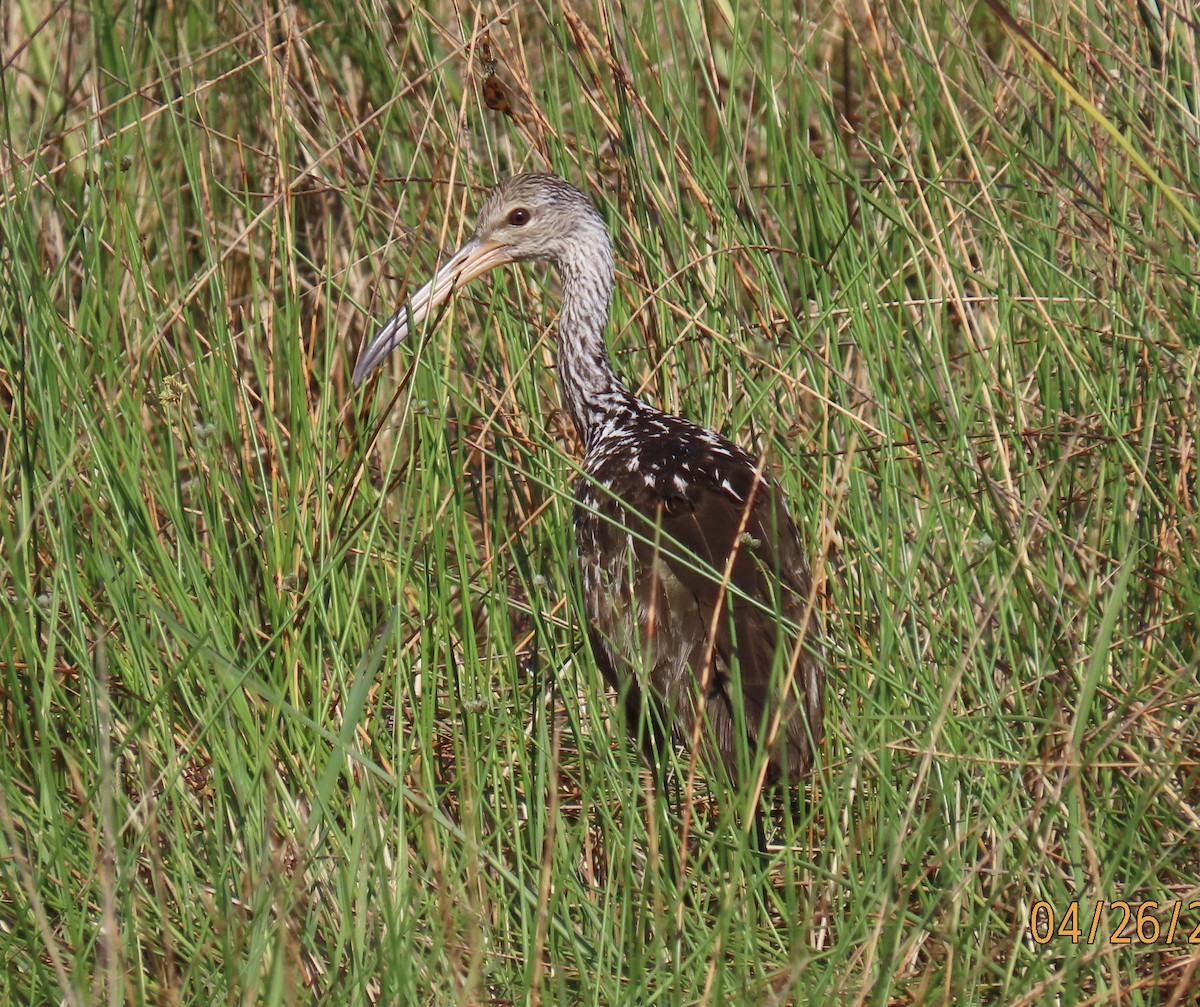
[555,251,639,448]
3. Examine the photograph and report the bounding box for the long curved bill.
[352,236,515,387]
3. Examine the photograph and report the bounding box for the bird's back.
[573,406,823,782]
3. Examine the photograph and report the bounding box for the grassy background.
[2,1,1198,1004]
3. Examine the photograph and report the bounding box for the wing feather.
[575,428,823,781]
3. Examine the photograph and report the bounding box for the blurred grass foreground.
[2,2,1198,1004]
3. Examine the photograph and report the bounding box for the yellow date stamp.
[1029,900,1200,945]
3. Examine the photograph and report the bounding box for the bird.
[354,172,823,788]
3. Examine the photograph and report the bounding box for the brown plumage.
[355,173,823,784]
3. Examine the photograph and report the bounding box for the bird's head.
[353,172,612,387]
[470,172,609,265]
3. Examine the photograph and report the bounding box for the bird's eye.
[507,208,531,226]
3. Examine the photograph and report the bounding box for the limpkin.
[354,173,823,787]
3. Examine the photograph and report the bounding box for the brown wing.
[649,465,823,780]
[575,439,824,783]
